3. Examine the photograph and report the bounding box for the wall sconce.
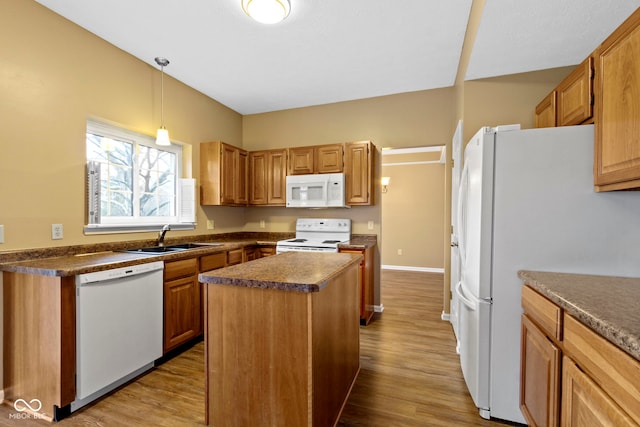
[381,176,390,193]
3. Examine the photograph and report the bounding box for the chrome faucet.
[157,224,171,246]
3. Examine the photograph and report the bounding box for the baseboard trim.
[381,265,444,273]
[374,304,384,313]
[441,311,450,321]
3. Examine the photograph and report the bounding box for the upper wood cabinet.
[200,141,248,206]
[288,144,344,174]
[594,7,640,191]
[556,56,594,126]
[249,149,287,206]
[534,57,594,128]
[535,91,557,128]
[344,141,374,205]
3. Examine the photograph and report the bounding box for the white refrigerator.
[456,124,640,423]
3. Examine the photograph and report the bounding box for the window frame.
[84,120,194,234]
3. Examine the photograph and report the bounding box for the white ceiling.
[34,0,640,115]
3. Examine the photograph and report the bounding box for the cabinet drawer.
[200,252,226,272]
[522,286,562,341]
[562,355,637,427]
[227,249,243,266]
[165,258,198,281]
[563,314,640,425]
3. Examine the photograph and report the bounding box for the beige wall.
[462,67,574,142]
[381,156,445,269]
[0,0,244,252]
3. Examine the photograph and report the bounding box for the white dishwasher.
[71,261,164,412]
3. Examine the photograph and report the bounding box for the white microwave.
[285,173,347,208]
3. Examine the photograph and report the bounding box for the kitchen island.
[199,251,362,427]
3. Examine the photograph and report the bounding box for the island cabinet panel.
[3,272,76,421]
[203,261,360,427]
[594,8,640,191]
[310,265,360,427]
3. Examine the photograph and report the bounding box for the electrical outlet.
[367,220,374,230]
[52,224,64,240]
[397,248,403,255]
[207,220,215,230]
[0,224,4,244]
[260,220,266,229]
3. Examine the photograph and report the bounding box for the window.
[85,120,194,232]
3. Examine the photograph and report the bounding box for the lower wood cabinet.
[164,258,200,353]
[165,252,227,354]
[339,246,374,325]
[521,285,640,427]
[257,245,276,257]
[520,313,560,427]
[562,356,636,427]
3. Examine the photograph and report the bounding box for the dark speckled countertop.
[518,270,640,362]
[199,252,363,293]
[0,233,377,277]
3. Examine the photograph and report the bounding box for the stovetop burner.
[276,218,352,254]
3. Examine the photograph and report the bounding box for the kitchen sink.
[122,242,222,254]
[165,242,222,250]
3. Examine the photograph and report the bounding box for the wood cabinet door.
[164,275,200,352]
[267,149,287,204]
[535,91,557,128]
[220,143,236,205]
[557,57,594,126]
[288,147,314,175]
[345,141,373,205]
[200,141,222,206]
[236,149,248,205]
[561,356,636,427]
[520,314,561,427]
[315,144,343,173]
[249,151,267,205]
[595,8,640,191]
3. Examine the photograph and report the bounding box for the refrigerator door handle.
[455,281,477,311]
[457,160,469,268]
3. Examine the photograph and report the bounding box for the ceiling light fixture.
[155,57,171,146]
[242,0,290,24]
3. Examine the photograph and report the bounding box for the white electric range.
[276,218,351,254]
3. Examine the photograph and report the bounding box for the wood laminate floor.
[0,270,514,426]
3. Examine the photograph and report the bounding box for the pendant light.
[155,57,171,146]
[242,0,290,24]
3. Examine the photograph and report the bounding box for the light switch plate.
[0,224,4,244]
[207,220,215,230]
[367,221,374,230]
[260,220,266,229]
